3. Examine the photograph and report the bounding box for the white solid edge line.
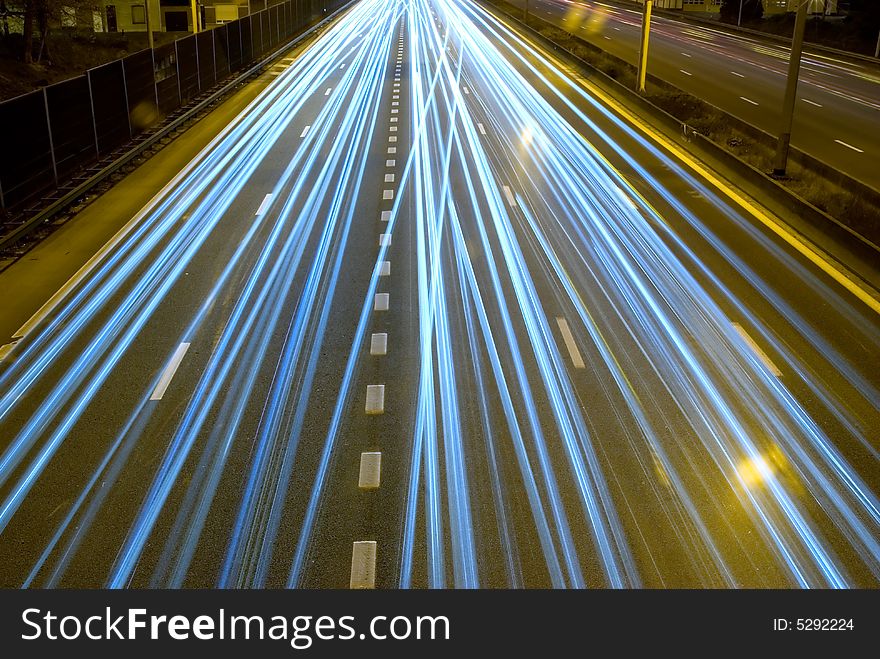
[732,323,782,377]
[555,318,585,369]
[256,193,273,216]
[150,342,191,401]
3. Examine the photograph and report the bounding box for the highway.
[0,0,878,589]
[516,0,880,190]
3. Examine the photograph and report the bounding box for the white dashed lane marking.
[150,342,191,401]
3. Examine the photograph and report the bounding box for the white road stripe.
[383,189,394,200]
[802,98,822,107]
[388,146,396,153]
[374,293,389,311]
[255,193,273,216]
[379,233,392,247]
[385,173,395,182]
[732,323,782,377]
[502,185,516,208]
[835,139,864,153]
[555,318,585,369]
[740,96,759,106]
[370,333,387,356]
[730,71,745,78]
[379,261,391,276]
[679,69,692,76]
[358,452,382,489]
[150,342,191,401]
[381,210,392,222]
[386,159,396,167]
[477,123,486,135]
[365,384,385,414]
[300,125,311,138]
[324,87,332,95]
[349,541,377,589]
[681,52,692,57]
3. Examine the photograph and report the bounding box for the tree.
[720,0,764,24]
[15,0,93,64]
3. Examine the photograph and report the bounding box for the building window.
[132,4,146,24]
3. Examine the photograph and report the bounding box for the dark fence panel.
[261,10,272,53]
[123,50,158,135]
[240,17,254,66]
[252,12,264,58]
[280,2,291,39]
[0,91,54,207]
[1,0,348,211]
[46,76,95,178]
[153,42,180,115]
[88,60,129,155]
[266,5,282,46]
[175,36,200,103]
[228,21,243,71]
[197,31,216,90]
[214,24,230,79]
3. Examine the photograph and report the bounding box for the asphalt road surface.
[0,0,878,588]
[516,0,880,190]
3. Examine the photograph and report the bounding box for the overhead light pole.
[145,0,154,50]
[637,0,653,93]
[773,0,809,177]
[737,0,743,27]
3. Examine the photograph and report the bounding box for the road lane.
[513,0,880,191]
[0,0,877,589]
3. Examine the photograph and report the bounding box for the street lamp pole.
[636,0,653,93]
[145,0,154,50]
[874,28,879,59]
[191,0,199,32]
[737,0,743,27]
[773,0,809,176]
